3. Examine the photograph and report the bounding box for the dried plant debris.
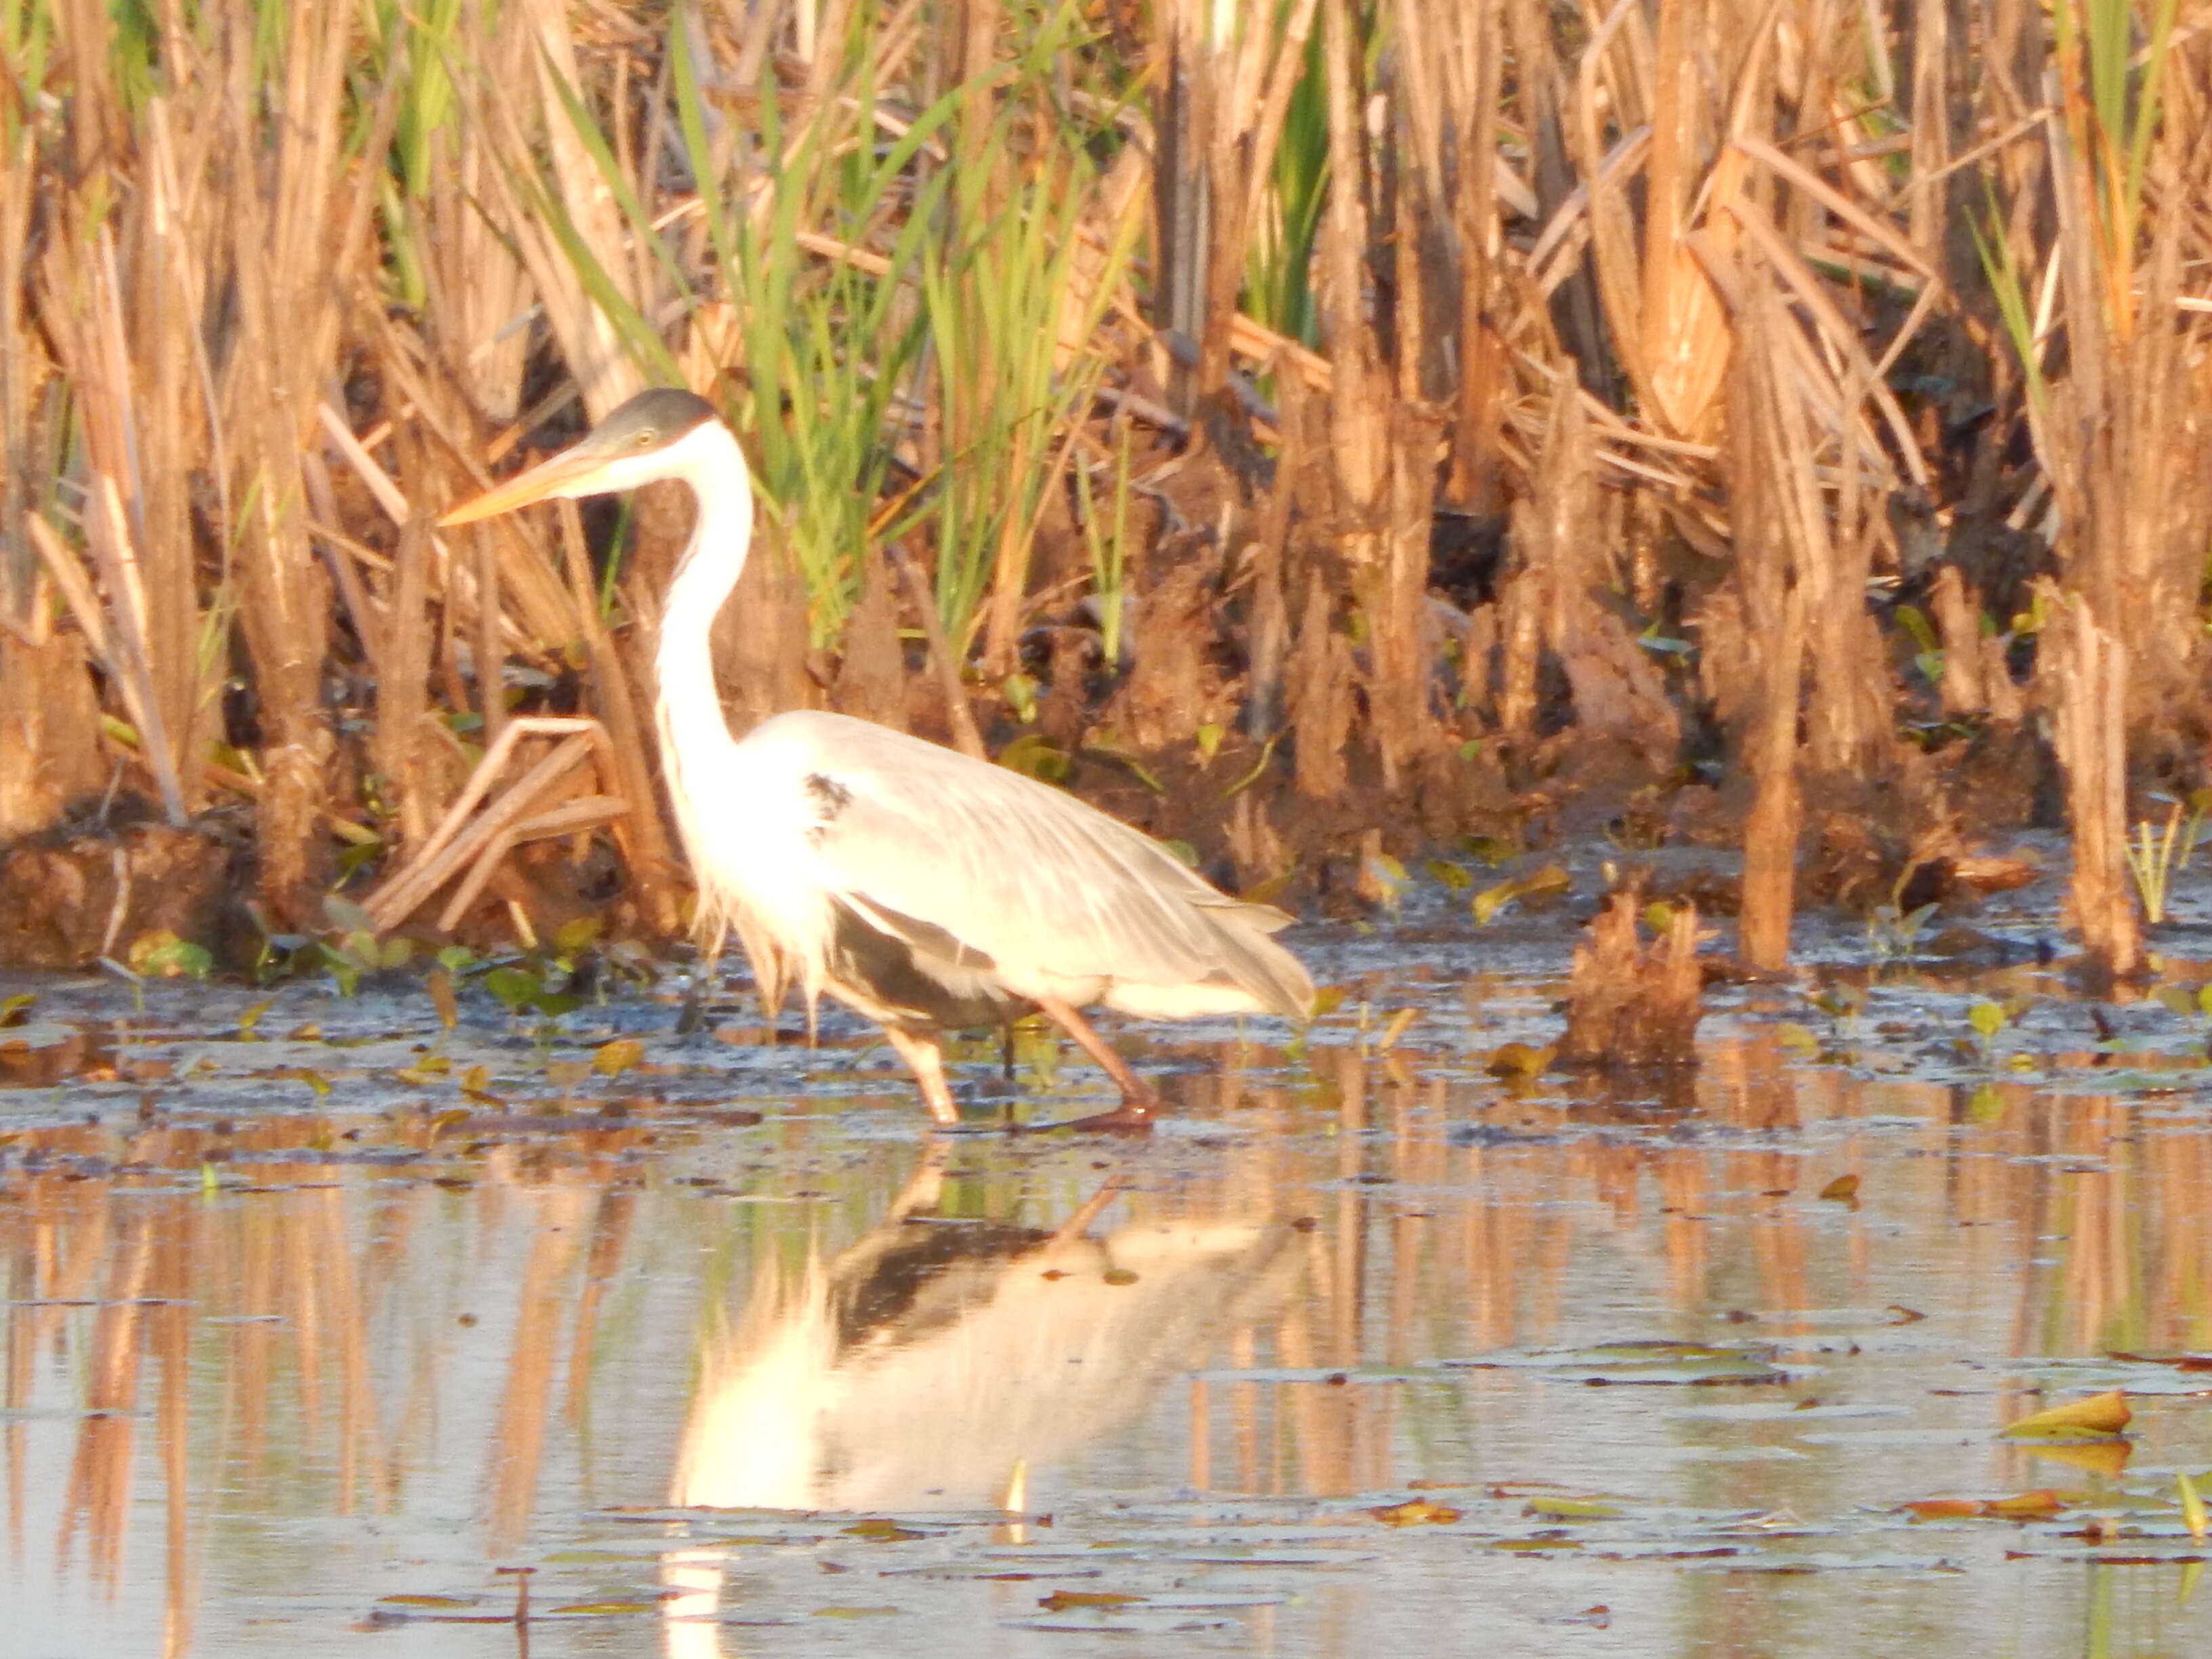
[1557,887,1704,1069]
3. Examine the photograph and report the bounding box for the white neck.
[652,421,758,783]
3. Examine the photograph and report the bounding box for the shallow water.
[7,867,2212,1656]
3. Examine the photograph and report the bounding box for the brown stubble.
[217,3,402,928]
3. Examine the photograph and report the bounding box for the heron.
[440,388,1311,1129]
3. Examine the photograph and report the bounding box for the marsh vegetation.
[5,1,2211,981]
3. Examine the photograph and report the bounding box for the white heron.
[441,388,1311,1129]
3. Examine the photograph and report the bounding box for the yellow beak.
[438,447,614,528]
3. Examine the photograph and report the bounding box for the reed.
[3,1,2210,981]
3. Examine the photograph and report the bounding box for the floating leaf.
[0,993,35,1028]
[998,731,1071,783]
[1471,864,1570,925]
[1986,1489,2065,1520]
[2002,1390,2132,1440]
[1369,1498,1461,1526]
[485,967,541,1015]
[1425,859,1472,893]
[427,970,458,1030]
[547,1600,659,1616]
[594,1038,645,1076]
[842,1518,925,1542]
[1968,1002,2006,1041]
[1485,1042,1555,1082]
[1194,722,1224,762]
[1901,1498,1983,1521]
[1309,985,1349,1019]
[1374,1008,1420,1051]
[1102,1268,1139,1286]
[1818,1174,1860,1203]
[1525,1497,1623,1521]
[1038,1592,1145,1612]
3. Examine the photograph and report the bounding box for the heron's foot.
[1028,1096,1158,1135]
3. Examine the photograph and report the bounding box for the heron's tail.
[1197,901,1315,1020]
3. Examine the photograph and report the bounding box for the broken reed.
[5,0,2211,970]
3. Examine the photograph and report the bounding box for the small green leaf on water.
[1641,901,1676,935]
[0,992,36,1027]
[2198,985,2212,1020]
[1309,986,1349,1018]
[1968,1001,2006,1041]
[1425,859,1471,893]
[485,967,540,1013]
[1103,1268,1139,1286]
[1524,1497,1622,1521]
[199,1161,220,1197]
[235,998,273,1038]
[998,731,1071,783]
[436,945,476,972]
[594,1038,645,1076]
[1195,722,1224,762]
[130,930,212,979]
[547,1601,659,1616]
[379,937,414,971]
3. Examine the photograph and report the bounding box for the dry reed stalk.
[1727,284,1812,972]
[1496,382,1678,767]
[362,716,626,933]
[2043,589,2140,979]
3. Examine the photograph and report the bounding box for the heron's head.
[440,388,722,527]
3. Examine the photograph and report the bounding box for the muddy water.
[7,887,2212,1656]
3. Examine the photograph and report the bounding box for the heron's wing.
[781,715,1309,1016]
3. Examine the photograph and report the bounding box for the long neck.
[653,423,758,780]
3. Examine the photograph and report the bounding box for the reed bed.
[5,0,2212,970]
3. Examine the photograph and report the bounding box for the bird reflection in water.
[661,1148,1300,1649]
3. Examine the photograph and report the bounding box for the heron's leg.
[882,1027,961,1126]
[1032,995,1159,1131]
[676,924,726,1037]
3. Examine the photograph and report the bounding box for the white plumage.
[442,389,1312,1126]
